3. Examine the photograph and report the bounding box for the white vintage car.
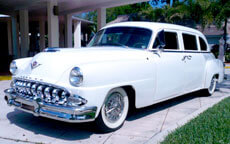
[4,22,224,131]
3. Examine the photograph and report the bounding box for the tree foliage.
[83,0,229,36]
[106,3,150,23]
[211,0,230,28]
[81,0,229,49]
[140,0,214,28]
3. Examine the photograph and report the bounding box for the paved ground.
[0,68,229,144]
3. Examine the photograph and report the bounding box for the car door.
[153,30,185,101]
[181,33,206,93]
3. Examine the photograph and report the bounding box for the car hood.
[17,47,150,84]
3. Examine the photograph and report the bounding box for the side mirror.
[157,30,166,49]
[153,30,166,50]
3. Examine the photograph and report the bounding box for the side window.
[153,31,178,50]
[182,33,198,50]
[164,32,179,50]
[199,37,207,51]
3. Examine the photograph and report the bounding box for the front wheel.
[203,76,217,96]
[95,88,129,132]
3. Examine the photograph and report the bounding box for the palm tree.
[210,0,230,50]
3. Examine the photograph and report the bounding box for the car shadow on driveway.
[126,91,203,121]
[5,91,210,141]
[7,110,97,141]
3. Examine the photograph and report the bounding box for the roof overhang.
[0,0,149,16]
[72,16,95,24]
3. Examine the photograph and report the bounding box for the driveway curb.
[145,95,230,144]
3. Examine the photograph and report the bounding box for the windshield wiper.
[112,42,129,48]
[93,42,129,48]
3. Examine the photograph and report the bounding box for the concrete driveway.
[0,70,230,144]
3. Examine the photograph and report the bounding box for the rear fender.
[204,59,224,88]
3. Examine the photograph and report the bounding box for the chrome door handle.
[182,55,192,61]
[187,55,192,60]
[182,56,187,61]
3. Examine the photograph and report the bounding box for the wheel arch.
[204,59,222,89]
[122,85,136,110]
[204,72,219,89]
[96,85,136,116]
[94,85,133,131]
[103,85,136,110]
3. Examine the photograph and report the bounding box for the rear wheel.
[95,88,129,132]
[203,76,217,96]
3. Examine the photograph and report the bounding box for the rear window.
[199,37,207,51]
[182,33,198,51]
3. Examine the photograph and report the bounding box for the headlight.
[69,67,83,86]
[10,61,18,75]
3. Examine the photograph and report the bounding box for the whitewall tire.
[95,88,129,132]
[204,76,217,96]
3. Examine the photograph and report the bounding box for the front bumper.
[4,88,97,123]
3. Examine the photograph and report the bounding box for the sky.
[149,0,184,8]
[149,0,172,8]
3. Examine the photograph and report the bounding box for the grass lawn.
[0,76,12,81]
[161,97,230,144]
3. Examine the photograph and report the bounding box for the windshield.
[88,27,152,49]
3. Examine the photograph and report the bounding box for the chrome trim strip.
[4,89,97,123]
[151,50,211,53]
[43,47,60,52]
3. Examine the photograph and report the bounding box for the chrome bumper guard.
[4,88,97,123]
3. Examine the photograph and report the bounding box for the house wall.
[206,35,222,45]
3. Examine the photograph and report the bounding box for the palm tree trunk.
[223,18,227,51]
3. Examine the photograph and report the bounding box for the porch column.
[47,0,59,47]
[11,15,18,58]
[39,19,46,51]
[97,8,106,31]
[59,23,65,47]
[65,14,72,47]
[7,19,12,55]
[74,20,81,48]
[218,37,225,62]
[19,9,29,57]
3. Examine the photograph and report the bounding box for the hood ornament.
[31,61,41,70]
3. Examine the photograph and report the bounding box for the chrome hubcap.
[104,92,124,123]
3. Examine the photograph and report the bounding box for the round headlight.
[69,67,83,87]
[10,61,18,75]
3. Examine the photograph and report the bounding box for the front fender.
[56,58,156,117]
[12,57,33,77]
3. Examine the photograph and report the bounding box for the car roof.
[104,22,204,37]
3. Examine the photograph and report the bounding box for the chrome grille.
[13,79,70,106]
